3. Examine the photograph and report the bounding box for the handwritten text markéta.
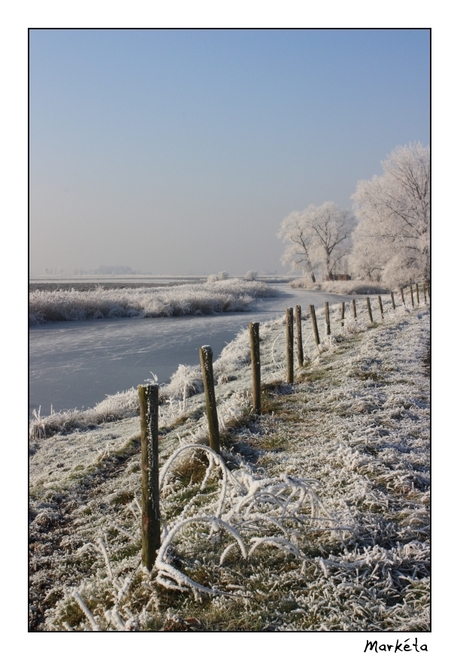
[364,638,428,653]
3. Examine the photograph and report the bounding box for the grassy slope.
[29,301,430,632]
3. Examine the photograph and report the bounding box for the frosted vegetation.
[279,143,430,289]
[29,291,430,631]
[351,143,429,289]
[290,278,389,296]
[29,278,278,326]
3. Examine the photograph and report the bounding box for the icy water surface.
[29,286,353,417]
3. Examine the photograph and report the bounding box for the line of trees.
[278,143,430,288]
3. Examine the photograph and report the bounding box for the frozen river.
[29,286,354,417]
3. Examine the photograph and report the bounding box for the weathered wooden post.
[416,283,420,305]
[351,299,357,320]
[390,291,396,310]
[423,283,427,304]
[324,301,331,336]
[199,345,220,454]
[366,297,373,324]
[400,287,405,306]
[409,285,415,308]
[309,304,321,348]
[249,322,261,415]
[295,305,304,368]
[138,384,161,570]
[286,308,294,384]
[378,295,384,320]
[340,301,345,327]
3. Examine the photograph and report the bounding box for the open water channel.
[29,285,354,418]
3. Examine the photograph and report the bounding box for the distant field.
[28,276,207,293]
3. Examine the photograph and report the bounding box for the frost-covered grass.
[29,294,430,631]
[318,280,390,295]
[29,278,279,325]
[290,277,390,295]
[29,390,141,442]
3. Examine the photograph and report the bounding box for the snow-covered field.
[29,293,430,631]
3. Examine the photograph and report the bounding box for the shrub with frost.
[163,364,204,401]
[320,280,389,295]
[381,253,424,290]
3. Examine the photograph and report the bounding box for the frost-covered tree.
[351,143,430,287]
[308,203,356,279]
[278,203,356,281]
[349,222,388,281]
[278,210,317,282]
[277,211,315,282]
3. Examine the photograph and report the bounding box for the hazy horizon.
[29,28,430,278]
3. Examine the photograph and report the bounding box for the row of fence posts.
[137,281,429,568]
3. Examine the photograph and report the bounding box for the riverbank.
[29,297,430,631]
[29,283,355,417]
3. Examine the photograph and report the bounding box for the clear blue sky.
[29,28,430,276]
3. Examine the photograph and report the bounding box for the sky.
[29,28,430,277]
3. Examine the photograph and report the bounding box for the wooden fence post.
[324,301,331,335]
[199,345,220,454]
[390,291,396,310]
[416,283,420,305]
[286,308,294,384]
[378,295,384,320]
[138,384,161,570]
[410,285,415,308]
[249,322,261,415]
[340,301,345,327]
[366,297,373,324]
[351,299,357,320]
[309,304,321,348]
[295,305,304,368]
[400,287,405,306]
